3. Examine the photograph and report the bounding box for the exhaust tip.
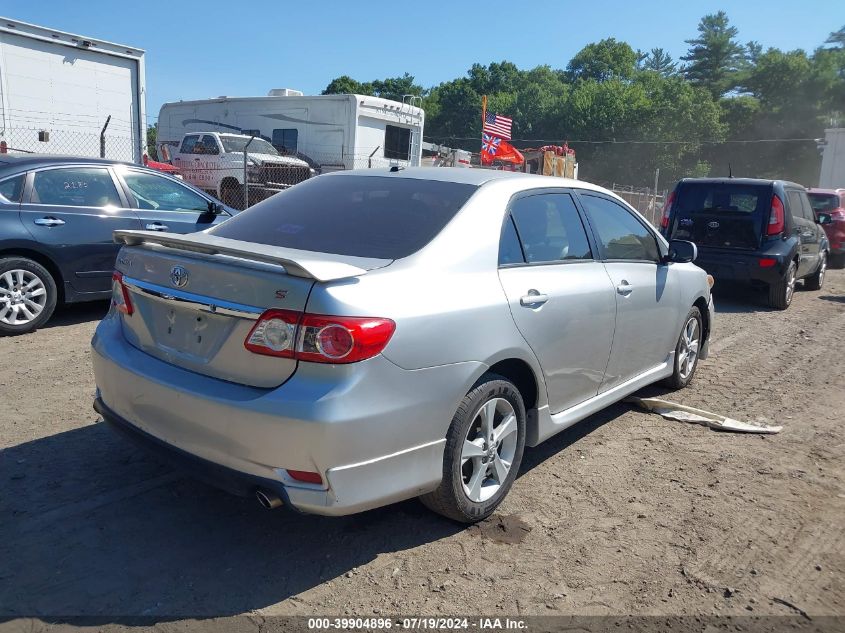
[255,489,283,510]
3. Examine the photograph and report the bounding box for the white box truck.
[156,92,424,172]
[0,17,146,162]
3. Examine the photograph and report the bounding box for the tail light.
[758,258,777,267]
[767,194,785,236]
[245,310,395,364]
[661,191,676,229]
[111,272,134,315]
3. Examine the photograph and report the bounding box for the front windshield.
[220,136,279,155]
[808,193,839,213]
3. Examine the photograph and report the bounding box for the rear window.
[209,175,477,259]
[668,182,770,242]
[808,193,840,213]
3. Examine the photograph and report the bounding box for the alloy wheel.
[786,264,796,304]
[677,316,700,381]
[0,269,48,326]
[460,398,518,503]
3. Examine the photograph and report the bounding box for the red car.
[808,188,845,268]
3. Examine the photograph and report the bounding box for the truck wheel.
[221,182,244,210]
[804,252,826,291]
[768,260,796,310]
[420,374,526,523]
[0,257,58,336]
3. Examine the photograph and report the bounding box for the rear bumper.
[91,312,482,515]
[694,249,788,285]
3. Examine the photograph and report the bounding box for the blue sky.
[3,0,843,125]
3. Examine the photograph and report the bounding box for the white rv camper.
[157,92,424,172]
[0,17,146,162]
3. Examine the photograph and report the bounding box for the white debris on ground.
[625,396,783,434]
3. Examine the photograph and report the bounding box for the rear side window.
[0,175,25,203]
[272,128,299,153]
[580,194,660,262]
[31,168,121,208]
[209,175,477,259]
[508,193,592,263]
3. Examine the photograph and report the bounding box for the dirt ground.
[1,269,843,624]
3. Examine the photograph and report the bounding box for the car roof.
[324,166,610,193]
[0,154,139,171]
[678,177,805,189]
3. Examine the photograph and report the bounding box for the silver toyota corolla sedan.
[92,168,714,523]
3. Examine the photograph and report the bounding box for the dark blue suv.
[660,178,831,309]
[0,155,234,335]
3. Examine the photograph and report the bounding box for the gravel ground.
[1,270,843,624]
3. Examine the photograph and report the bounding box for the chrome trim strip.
[122,276,263,320]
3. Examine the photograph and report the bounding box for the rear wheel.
[768,260,796,310]
[420,374,526,523]
[663,306,702,389]
[804,252,827,291]
[0,257,58,336]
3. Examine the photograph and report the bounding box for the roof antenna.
[728,163,733,178]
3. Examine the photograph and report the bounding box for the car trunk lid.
[112,230,390,388]
[667,182,772,250]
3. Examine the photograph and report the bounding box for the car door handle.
[520,290,548,307]
[33,217,65,227]
[616,281,634,296]
[145,222,169,231]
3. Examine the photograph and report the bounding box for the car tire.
[420,373,526,523]
[768,260,796,310]
[221,181,244,210]
[0,257,58,336]
[663,306,703,389]
[830,253,845,269]
[804,252,827,291]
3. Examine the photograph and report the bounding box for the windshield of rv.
[209,175,478,259]
[221,136,279,156]
[808,192,840,212]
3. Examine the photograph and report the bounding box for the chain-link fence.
[0,125,139,163]
[607,184,669,228]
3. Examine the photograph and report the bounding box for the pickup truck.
[170,132,312,208]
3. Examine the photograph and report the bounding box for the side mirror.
[816,212,832,225]
[206,201,224,215]
[664,239,697,264]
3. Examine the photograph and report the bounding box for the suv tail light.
[661,191,676,229]
[111,272,134,315]
[767,194,785,236]
[245,310,395,364]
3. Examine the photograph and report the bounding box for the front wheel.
[804,252,826,291]
[420,374,526,523]
[663,306,703,389]
[0,257,58,336]
[768,260,796,310]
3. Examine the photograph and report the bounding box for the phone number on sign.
[307,618,473,630]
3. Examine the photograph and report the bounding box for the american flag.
[483,111,513,140]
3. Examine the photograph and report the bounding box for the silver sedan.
[92,168,714,522]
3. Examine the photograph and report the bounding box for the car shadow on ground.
[0,396,635,621]
[819,294,845,304]
[711,284,777,314]
[42,300,110,329]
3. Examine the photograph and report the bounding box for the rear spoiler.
[113,230,390,282]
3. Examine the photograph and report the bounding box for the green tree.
[639,48,677,76]
[146,123,157,161]
[370,73,424,102]
[681,11,746,97]
[826,25,845,47]
[322,75,374,95]
[566,38,638,82]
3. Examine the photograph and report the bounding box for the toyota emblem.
[170,265,189,288]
